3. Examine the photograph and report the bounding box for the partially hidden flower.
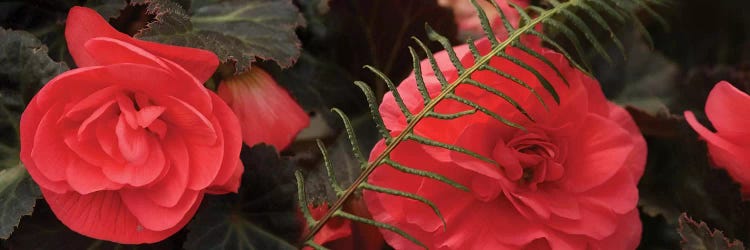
[438,0,530,38]
[217,66,310,151]
[685,81,750,197]
[364,35,647,249]
[19,7,243,243]
[300,198,384,250]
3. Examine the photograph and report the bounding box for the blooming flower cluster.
[14,2,750,250]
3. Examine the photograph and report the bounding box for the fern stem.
[304,241,329,250]
[299,0,580,246]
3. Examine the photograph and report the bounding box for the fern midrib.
[299,1,575,246]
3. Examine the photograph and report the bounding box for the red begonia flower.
[217,66,310,151]
[365,35,646,249]
[19,6,243,244]
[685,81,750,197]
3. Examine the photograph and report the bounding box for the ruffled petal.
[184,128,224,190]
[83,37,169,69]
[158,95,218,145]
[592,210,642,250]
[545,203,618,240]
[65,158,123,194]
[449,122,506,179]
[65,7,219,82]
[147,131,190,206]
[42,188,197,244]
[512,188,581,220]
[20,101,70,193]
[30,105,71,182]
[204,94,243,193]
[607,103,648,180]
[437,197,546,248]
[120,189,201,231]
[580,169,638,215]
[559,114,634,192]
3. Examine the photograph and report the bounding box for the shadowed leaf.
[184,145,301,250]
[679,213,745,250]
[0,28,67,239]
[135,0,304,73]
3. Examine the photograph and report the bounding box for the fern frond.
[336,210,427,249]
[353,81,392,142]
[316,140,344,196]
[331,108,367,169]
[296,0,666,248]
[359,182,447,230]
[409,47,432,104]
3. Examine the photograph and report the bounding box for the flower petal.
[30,105,71,182]
[20,102,70,193]
[120,189,201,231]
[158,95,218,145]
[42,188,196,244]
[685,111,750,192]
[217,67,309,151]
[559,114,634,192]
[145,132,191,207]
[83,37,169,69]
[606,103,647,180]
[65,158,123,194]
[205,94,243,193]
[705,81,750,137]
[65,7,219,82]
[593,210,642,250]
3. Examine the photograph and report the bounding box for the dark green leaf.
[136,0,304,73]
[0,28,67,239]
[0,164,40,239]
[592,29,678,111]
[633,107,750,248]
[679,213,745,250]
[0,1,73,63]
[86,0,128,19]
[184,145,301,250]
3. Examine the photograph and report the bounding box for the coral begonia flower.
[19,7,243,244]
[685,81,750,197]
[364,35,646,249]
[217,66,310,151]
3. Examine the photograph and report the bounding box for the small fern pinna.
[296,0,667,249]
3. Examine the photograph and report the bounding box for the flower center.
[500,130,564,190]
